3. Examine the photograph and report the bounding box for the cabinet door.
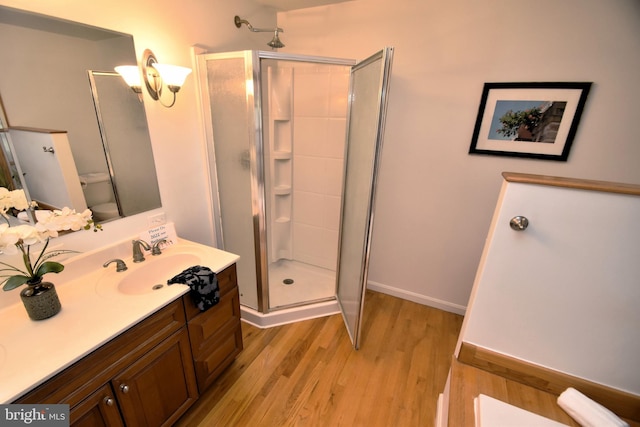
[112,327,198,427]
[71,384,124,427]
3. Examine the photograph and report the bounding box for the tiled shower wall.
[291,66,350,270]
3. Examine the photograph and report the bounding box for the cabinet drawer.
[192,325,243,392]
[187,287,240,357]
[217,263,237,296]
[183,264,237,321]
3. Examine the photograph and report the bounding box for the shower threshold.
[240,298,340,329]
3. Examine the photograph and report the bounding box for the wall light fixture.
[115,49,192,108]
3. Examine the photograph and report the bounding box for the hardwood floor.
[176,290,463,427]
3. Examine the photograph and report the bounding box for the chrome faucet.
[103,259,128,272]
[152,239,167,256]
[132,239,151,263]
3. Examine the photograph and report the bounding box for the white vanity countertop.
[0,238,239,403]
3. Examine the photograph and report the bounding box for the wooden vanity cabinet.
[15,262,244,426]
[182,263,243,392]
[16,300,198,427]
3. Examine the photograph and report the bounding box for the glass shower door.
[336,47,394,349]
[201,53,262,310]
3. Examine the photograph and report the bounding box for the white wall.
[278,0,640,313]
[2,0,639,314]
[0,0,279,249]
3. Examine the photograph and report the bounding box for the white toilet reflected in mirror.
[79,172,120,222]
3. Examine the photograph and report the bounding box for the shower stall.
[197,49,393,347]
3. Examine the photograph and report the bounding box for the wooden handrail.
[502,172,640,196]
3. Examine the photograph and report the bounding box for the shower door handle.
[240,149,251,170]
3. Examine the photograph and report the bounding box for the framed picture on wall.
[469,82,592,161]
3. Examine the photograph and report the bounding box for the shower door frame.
[87,71,124,218]
[256,51,356,312]
[201,50,356,314]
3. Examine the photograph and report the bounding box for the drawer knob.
[509,216,529,231]
[104,397,115,406]
[120,384,130,394]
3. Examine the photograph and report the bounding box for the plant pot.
[20,279,62,321]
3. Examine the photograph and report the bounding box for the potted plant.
[0,188,101,320]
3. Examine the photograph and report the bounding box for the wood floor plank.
[295,319,352,424]
[176,291,463,427]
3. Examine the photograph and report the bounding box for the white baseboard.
[241,282,466,329]
[367,280,467,316]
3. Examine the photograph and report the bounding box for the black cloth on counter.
[167,265,220,311]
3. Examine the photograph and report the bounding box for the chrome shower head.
[234,15,249,29]
[234,15,285,49]
[267,30,285,49]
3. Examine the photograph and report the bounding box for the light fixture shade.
[151,63,192,89]
[114,65,142,88]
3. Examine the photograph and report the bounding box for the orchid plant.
[0,188,101,291]
[0,187,35,219]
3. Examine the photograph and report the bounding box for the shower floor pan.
[241,260,340,328]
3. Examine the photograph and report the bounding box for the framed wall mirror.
[0,5,161,224]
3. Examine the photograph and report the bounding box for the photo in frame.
[469,82,591,161]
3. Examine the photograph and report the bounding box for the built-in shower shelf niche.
[273,120,292,152]
[273,161,291,189]
[274,185,291,195]
[267,65,294,263]
[273,151,291,160]
[274,192,291,222]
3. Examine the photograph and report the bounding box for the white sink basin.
[117,253,200,295]
[96,244,212,296]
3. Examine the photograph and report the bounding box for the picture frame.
[469,82,591,161]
